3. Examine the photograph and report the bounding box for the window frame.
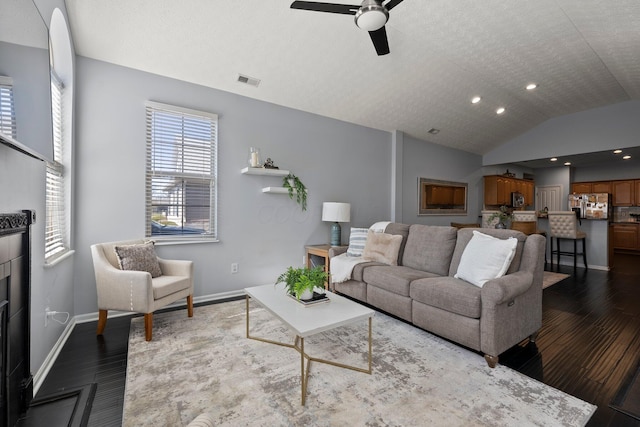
[145,101,218,242]
[0,76,16,139]
[44,71,70,262]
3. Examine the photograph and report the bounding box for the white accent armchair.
[90,239,194,341]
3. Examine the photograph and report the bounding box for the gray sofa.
[330,223,546,368]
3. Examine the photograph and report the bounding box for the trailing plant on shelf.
[282,173,308,211]
[487,205,513,229]
[275,266,327,300]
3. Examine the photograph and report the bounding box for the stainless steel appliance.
[511,192,525,208]
[568,193,611,220]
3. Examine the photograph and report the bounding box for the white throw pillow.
[346,227,369,257]
[454,231,517,287]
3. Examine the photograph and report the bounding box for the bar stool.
[548,211,587,269]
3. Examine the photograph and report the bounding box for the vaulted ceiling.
[64,0,640,155]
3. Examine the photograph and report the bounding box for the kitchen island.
[537,216,611,270]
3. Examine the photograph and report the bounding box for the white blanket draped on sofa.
[331,221,390,284]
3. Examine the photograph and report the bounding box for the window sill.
[152,238,220,246]
[44,250,75,268]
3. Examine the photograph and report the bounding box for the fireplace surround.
[0,211,34,426]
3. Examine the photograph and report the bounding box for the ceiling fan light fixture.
[354,2,389,31]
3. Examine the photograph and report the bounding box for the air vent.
[428,128,440,135]
[237,74,260,87]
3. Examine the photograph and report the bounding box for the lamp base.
[330,222,342,246]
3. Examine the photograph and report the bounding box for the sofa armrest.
[481,271,533,305]
[329,246,348,258]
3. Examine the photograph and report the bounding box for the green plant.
[275,266,328,299]
[282,173,308,211]
[488,205,513,226]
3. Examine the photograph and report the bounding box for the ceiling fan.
[290,0,405,56]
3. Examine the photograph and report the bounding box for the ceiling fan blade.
[384,0,405,11]
[369,26,390,55]
[290,1,359,15]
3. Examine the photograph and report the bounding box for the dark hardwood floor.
[22,254,640,426]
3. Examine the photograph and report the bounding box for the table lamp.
[322,202,351,246]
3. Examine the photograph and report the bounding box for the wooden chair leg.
[187,295,194,317]
[144,313,153,341]
[484,354,499,368]
[582,238,588,269]
[97,309,108,335]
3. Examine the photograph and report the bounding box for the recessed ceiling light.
[550,157,558,162]
[496,107,505,115]
[613,149,623,154]
[564,162,571,166]
[623,155,631,160]
[526,83,538,90]
[471,96,481,104]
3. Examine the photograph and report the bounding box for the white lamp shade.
[322,202,351,223]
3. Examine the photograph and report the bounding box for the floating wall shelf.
[241,167,290,176]
[262,187,296,194]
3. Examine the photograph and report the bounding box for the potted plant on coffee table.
[275,266,328,300]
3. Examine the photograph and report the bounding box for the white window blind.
[145,101,218,239]
[0,76,16,138]
[45,73,68,261]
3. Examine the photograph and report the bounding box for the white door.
[536,185,563,212]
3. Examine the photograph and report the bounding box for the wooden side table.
[305,244,345,290]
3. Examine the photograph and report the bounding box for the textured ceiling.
[63,0,640,155]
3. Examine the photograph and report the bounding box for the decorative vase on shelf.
[495,222,507,229]
[248,147,261,168]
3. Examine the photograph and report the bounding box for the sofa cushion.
[152,274,191,300]
[363,265,438,297]
[351,261,384,282]
[362,230,403,265]
[410,276,482,319]
[402,225,457,275]
[449,228,527,276]
[346,227,368,257]
[454,230,517,287]
[384,223,410,265]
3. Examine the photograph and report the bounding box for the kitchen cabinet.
[571,181,611,194]
[592,181,612,193]
[612,223,639,251]
[613,180,635,206]
[484,175,534,207]
[571,182,593,194]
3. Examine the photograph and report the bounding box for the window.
[0,76,16,138]
[145,101,218,239]
[45,72,69,261]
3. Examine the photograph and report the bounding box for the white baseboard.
[33,317,77,396]
[33,289,246,396]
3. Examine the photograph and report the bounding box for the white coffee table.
[245,283,374,405]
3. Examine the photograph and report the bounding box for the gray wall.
[399,133,483,225]
[0,41,53,161]
[483,100,640,166]
[73,57,392,314]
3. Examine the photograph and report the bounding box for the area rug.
[610,358,640,420]
[123,299,596,426]
[543,271,570,289]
